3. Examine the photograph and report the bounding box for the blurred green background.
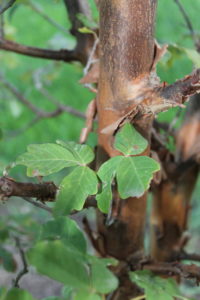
[1,0,200,298]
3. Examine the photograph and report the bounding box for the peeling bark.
[96,1,157,298]
[150,95,200,262]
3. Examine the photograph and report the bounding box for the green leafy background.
[1,0,200,299]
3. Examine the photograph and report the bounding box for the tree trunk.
[96,1,157,298]
[151,95,200,261]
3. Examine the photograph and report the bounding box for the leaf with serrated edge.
[56,140,94,165]
[17,143,77,176]
[96,157,123,213]
[116,156,160,198]
[114,123,148,156]
[54,166,98,215]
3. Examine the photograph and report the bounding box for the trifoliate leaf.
[96,157,123,213]
[130,270,180,300]
[54,166,98,215]
[16,143,77,176]
[116,156,160,198]
[114,123,148,156]
[56,140,94,165]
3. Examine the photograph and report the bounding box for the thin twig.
[82,37,99,93]
[22,197,53,214]
[177,251,200,262]
[173,0,200,51]
[0,0,16,15]
[174,0,195,38]
[141,262,200,282]
[0,73,84,123]
[13,237,28,288]
[33,68,86,119]
[28,1,69,34]
[131,296,145,300]
[0,73,46,115]
[38,87,85,119]
[7,116,42,138]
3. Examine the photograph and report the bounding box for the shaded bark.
[151,95,200,262]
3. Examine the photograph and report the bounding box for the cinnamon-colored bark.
[95,1,157,298]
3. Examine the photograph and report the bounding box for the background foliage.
[1,0,200,299]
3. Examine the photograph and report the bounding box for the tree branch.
[0,39,80,62]
[63,0,96,64]
[63,0,92,34]
[174,251,200,263]
[22,196,53,213]
[0,0,16,15]
[160,68,200,105]
[13,237,28,288]
[28,1,69,34]
[174,0,195,37]
[0,177,58,202]
[0,73,85,120]
[142,262,200,282]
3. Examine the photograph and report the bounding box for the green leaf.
[96,157,123,213]
[4,288,37,300]
[116,156,160,198]
[40,217,87,253]
[130,270,180,300]
[89,257,119,294]
[56,141,95,165]
[0,129,3,140]
[27,241,90,289]
[74,291,101,300]
[17,143,77,176]
[42,296,63,300]
[0,287,7,300]
[54,166,98,215]
[0,247,16,272]
[114,123,148,156]
[61,286,74,299]
[78,26,96,35]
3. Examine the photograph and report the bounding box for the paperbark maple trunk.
[151,95,200,262]
[96,1,157,298]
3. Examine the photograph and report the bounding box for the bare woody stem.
[0,39,80,62]
[0,0,16,15]
[0,177,58,202]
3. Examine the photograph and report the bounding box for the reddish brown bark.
[95,1,157,298]
[150,95,200,262]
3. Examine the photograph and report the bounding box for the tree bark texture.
[96,1,157,298]
[151,94,200,261]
